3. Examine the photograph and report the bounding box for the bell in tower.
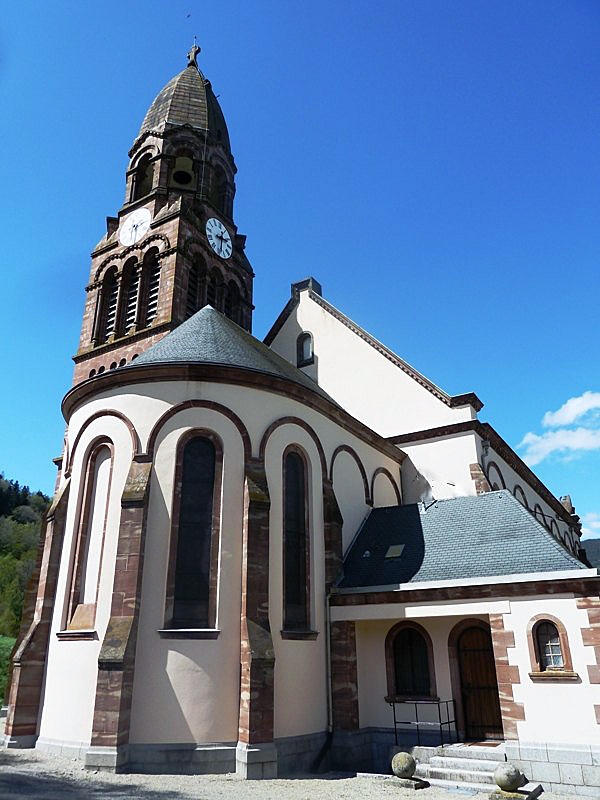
[72,44,254,385]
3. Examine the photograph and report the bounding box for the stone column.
[85,459,151,771]
[322,478,343,591]
[489,614,525,740]
[329,619,363,770]
[4,480,70,747]
[236,458,277,779]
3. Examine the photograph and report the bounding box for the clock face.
[119,208,151,246]
[206,217,232,259]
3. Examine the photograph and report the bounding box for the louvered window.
[186,263,200,318]
[144,258,160,325]
[102,274,118,342]
[124,269,139,330]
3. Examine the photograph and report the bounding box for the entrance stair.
[411,742,505,792]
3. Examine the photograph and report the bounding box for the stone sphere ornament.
[494,763,523,792]
[391,751,417,778]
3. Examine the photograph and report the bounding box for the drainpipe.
[312,589,334,771]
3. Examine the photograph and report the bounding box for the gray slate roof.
[139,64,231,151]
[339,490,586,589]
[129,306,333,401]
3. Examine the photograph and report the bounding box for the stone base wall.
[275,731,329,774]
[506,740,600,797]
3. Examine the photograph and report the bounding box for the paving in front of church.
[0,734,583,800]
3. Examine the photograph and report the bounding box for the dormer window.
[296,332,314,367]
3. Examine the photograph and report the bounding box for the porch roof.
[338,490,585,590]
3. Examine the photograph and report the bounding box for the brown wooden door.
[457,626,503,740]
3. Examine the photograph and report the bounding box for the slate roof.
[138,64,231,151]
[128,306,334,401]
[338,490,587,590]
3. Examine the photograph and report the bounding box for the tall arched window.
[206,268,221,309]
[186,257,206,318]
[99,269,119,343]
[296,332,314,367]
[142,250,161,326]
[168,435,218,628]
[65,444,113,631]
[385,622,435,699]
[132,154,154,201]
[120,258,139,333]
[283,449,309,631]
[211,164,229,216]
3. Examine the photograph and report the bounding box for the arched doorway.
[449,620,503,741]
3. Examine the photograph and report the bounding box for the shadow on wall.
[400,456,433,506]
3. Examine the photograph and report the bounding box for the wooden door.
[457,626,503,740]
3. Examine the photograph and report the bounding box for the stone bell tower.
[72,44,254,385]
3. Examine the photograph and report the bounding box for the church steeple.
[72,48,254,385]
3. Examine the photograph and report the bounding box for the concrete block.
[591,747,600,766]
[582,764,600,786]
[575,785,600,797]
[511,760,531,777]
[530,761,560,783]
[504,742,520,760]
[559,762,583,785]
[518,744,548,762]
[547,744,592,765]
[85,745,128,771]
[236,741,277,780]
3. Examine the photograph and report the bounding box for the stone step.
[415,764,496,787]
[429,755,502,772]
[439,743,505,762]
[419,776,500,792]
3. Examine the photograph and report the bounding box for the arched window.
[171,154,196,189]
[527,615,574,678]
[206,269,221,309]
[132,154,154,201]
[98,269,119,343]
[65,444,113,631]
[296,332,314,367]
[167,435,219,629]
[120,258,139,333]
[142,249,161,326]
[536,621,563,669]
[385,622,436,699]
[283,449,309,631]
[186,257,206,318]
[211,164,229,215]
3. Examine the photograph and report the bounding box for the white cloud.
[542,391,600,428]
[582,512,600,539]
[518,427,600,466]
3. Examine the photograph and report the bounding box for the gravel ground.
[0,745,585,800]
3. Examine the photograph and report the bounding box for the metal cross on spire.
[187,38,200,68]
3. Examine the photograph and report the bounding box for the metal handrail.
[387,697,457,746]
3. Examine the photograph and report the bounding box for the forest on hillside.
[0,474,49,637]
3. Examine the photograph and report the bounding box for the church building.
[4,47,600,792]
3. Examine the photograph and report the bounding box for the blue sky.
[1,1,599,537]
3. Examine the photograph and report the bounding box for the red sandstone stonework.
[330,620,359,731]
[489,613,525,739]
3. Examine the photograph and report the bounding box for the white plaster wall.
[266,424,328,739]
[401,432,480,504]
[503,596,600,746]
[332,451,371,553]
[355,614,486,730]
[268,289,475,437]
[129,406,245,744]
[55,377,402,745]
[372,471,400,508]
[38,415,132,746]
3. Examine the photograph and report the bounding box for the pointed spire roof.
[129,306,333,401]
[137,48,231,151]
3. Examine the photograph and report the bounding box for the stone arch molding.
[329,445,370,505]
[370,467,401,506]
[146,399,252,463]
[68,410,140,474]
[259,417,327,479]
[93,234,171,282]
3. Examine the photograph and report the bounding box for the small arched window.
[211,164,229,216]
[297,333,314,367]
[168,435,219,629]
[186,257,206,318]
[528,615,575,678]
[385,622,435,699]
[283,449,309,631]
[171,154,196,189]
[536,621,564,670]
[132,154,154,201]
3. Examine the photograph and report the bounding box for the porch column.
[489,613,525,739]
[4,480,70,747]
[85,459,151,771]
[237,458,277,779]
